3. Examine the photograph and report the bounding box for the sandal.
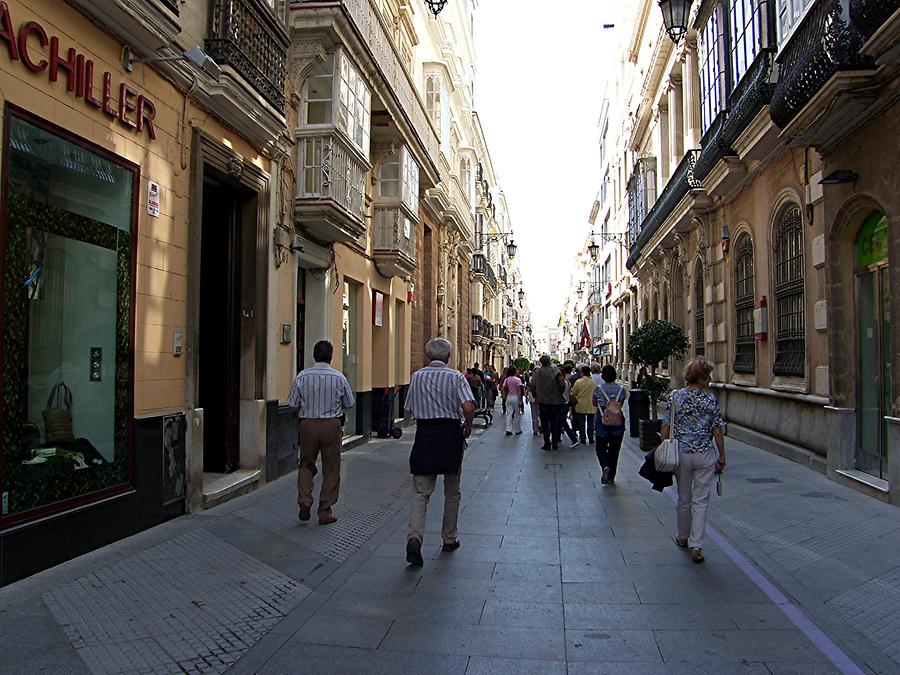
[691,548,705,564]
[672,536,688,549]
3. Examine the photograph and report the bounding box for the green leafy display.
[627,319,690,420]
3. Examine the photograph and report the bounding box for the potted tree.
[627,319,690,450]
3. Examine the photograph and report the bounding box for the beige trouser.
[675,447,718,549]
[407,470,462,545]
[297,418,342,514]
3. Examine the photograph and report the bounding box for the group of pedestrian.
[286,338,726,568]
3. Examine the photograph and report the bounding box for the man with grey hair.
[530,354,566,450]
[403,337,475,566]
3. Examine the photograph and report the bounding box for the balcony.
[851,0,899,46]
[295,131,370,243]
[471,314,483,343]
[771,0,880,150]
[373,208,417,277]
[207,0,290,112]
[471,253,498,295]
[293,0,440,181]
[627,150,704,269]
[495,326,508,343]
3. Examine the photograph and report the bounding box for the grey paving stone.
[257,643,468,674]
[464,656,566,674]
[566,661,770,674]
[565,629,662,662]
[564,603,743,630]
[433,544,560,565]
[561,561,631,582]
[324,592,485,625]
[380,621,565,660]
[491,562,561,582]
[762,663,842,674]
[498,535,562,550]
[413,576,562,604]
[652,629,828,663]
[479,600,564,629]
[288,613,393,649]
[562,582,642,605]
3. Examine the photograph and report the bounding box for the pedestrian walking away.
[525,374,541,435]
[662,360,727,563]
[287,340,355,525]
[530,355,565,450]
[571,365,597,445]
[593,365,628,485]
[466,365,484,409]
[560,364,580,448]
[501,366,523,436]
[404,338,476,567]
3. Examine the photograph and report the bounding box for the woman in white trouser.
[501,366,523,436]
[660,360,726,563]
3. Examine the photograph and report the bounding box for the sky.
[474,0,618,330]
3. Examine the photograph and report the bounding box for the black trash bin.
[628,388,650,438]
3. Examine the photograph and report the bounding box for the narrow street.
[1,411,898,674]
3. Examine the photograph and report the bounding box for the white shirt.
[286,362,355,419]
[405,361,474,420]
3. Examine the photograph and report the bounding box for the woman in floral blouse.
[660,360,726,563]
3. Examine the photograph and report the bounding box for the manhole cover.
[746,477,782,484]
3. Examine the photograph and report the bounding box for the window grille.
[694,271,705,356]
[734,235,755,373]
[773,206,805,376]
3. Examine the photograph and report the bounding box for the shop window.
[1,114,135,522]
[773,205,805,377]
[734,234,756,373]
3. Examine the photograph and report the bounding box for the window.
[1,115,135,522]
[730,0,762,85]
[734,235,756,373]
[378,153,400,199]
[773,206,805,376]
[302,55,334,126]
[337,55,371,156]
[694,271,706,357]
[776,0,814,46]
[377,146,419,214]
[699,2,727,133]
[626,157,657,245]
[475,213,484,250]
[403,149,419,212]
[459,158,471,204]
[425,73,450,156]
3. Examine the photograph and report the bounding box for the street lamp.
[588,238,600,261]
[425,0,448,18]
[506,239,518,259]
[658,0,692,44]
[518,287,525,304]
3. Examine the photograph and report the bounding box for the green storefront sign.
[856,213,888,268]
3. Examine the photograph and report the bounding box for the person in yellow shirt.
[571,366,598,445]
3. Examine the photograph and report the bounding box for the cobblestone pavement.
[1,410,899,674]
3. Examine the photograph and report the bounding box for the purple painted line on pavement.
[664,488,865,675]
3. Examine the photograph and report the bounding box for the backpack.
[600,386,624,427]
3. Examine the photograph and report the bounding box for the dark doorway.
[199,176,242,473]
[297,268,306,373]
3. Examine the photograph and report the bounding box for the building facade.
[0,0,292,583]
[599,0,898,504]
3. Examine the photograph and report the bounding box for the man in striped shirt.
[403,338,475,567]
[287,340,355,525]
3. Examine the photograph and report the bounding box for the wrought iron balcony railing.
[482,321,494,340]
[721,49,777,149]
[471,253,498,294]
[472,314,483,341]
[850,0,898,43]
[373,207,416,259]
[771,0,873,129]
[497,326,508,342]
[207,0,289,112]
[627,150,702,269]
[296,131,368,226]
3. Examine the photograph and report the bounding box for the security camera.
[184,46,221,81]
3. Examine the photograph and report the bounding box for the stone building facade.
[598,0,898,504]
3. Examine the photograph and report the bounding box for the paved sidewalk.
[1,409,898,674]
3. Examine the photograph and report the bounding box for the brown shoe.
[318,510,337,525]
[406,537,424,566]
[691,548,705,563]
[298,504,311,522]
[442,539,461,552]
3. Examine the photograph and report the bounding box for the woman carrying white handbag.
[659,360,726,564]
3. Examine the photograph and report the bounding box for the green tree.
[513,356,531,372]
[627,319,690,419]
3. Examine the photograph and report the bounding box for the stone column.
[668,77,684,168]
[682,43,702,149]
[656,104,671,185]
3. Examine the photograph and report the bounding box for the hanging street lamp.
[425,0,448,18]
[658,0,692,44]
[506,239,517,259]
[518,287,525,304]
[588,238,600,261]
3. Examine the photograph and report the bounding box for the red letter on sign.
[84,59,102,108]
[49,36,77,91]
[17,21,47,73]
[0,2,19,61]
[137,95,157,141]
[118,83,137,129]
[101,71,117,117]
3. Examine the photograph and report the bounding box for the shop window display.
[1,114,135,521]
